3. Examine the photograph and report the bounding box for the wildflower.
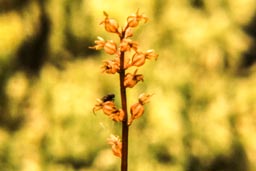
[108,134,122,158]
[101,59,120,74]
[104,40,118,55]
[109,109,125,122]
[100,11,120,34]
[126,9,148,28]
[138,93,153,104]
[128,93,152,125]
[124,27,133,38]
[93,98,116,115]
[93,96,124,122]
[124,69,144,88]
[120,39,138,52]
[128,102,144,125]
[89,36,105,50]
[131,49,158,67]
[131,51,146,67]
[145,49,158,60]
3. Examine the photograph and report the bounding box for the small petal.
[138,93,153,104]
[89,36,105,50]
[145,49,158,60]
[107,134,122,158]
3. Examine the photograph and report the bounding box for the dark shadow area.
[0,0,31,13]
[207,142,248,171]
[239,12,256,74]
[15,0,50,75]
[63,0,97,58]
[190,0,205,9]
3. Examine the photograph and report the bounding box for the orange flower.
[131,49,158,67]
[101,59,120,74]
[107,134,122,158]
[138,93,153,104]
[89,36,105,50]
[100,11,120,34]
[93,95,124,122]
[109,109,125,122]
[145,49,158,60]
[131,51,146,67]
[102,101,118,116]
[120,39,138,52]
[124,69,144,88]
[126,9,148,28]
[128,93,152,125]
[104,40,118,55]
[128,102,144,125]
[124,27,133,38]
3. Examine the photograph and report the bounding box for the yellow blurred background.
[0,0,256,171]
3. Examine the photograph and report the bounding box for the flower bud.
[138,93,153,104]
[128,102,144,125]
[104,40,117,55]
[101,11,119,34]
[110,109,124,122]
[101,59,120,74]
[89,36,105,50]
[125,27,133,38]
[126,9,148,28]
[102,101,117,116]
[124,69,144,88]
[145,49,158,60]
[131,52,146,67]
[107,134,122,158]
[120,39,131,52]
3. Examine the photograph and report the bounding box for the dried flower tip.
[138,93,153,104]
[127,9,148,28]
[104,40,118,55]
[89,36,105,50]
[100,11,120,34]
[108,134,122,158]
[101,59,120,74]
[145,49,158,60]
[124,69,144,88]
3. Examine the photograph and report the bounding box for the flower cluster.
[91,10,158,158]
[93,94,124,122]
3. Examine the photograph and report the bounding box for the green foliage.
[0,0,256,171]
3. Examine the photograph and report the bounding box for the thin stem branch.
[119,33,129,171]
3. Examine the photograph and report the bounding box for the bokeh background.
[1,0,256,171]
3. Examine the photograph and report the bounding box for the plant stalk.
[119,47,129,171]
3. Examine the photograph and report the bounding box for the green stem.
[119,39,129,171]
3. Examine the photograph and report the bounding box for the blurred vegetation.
[0,0,256,171]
